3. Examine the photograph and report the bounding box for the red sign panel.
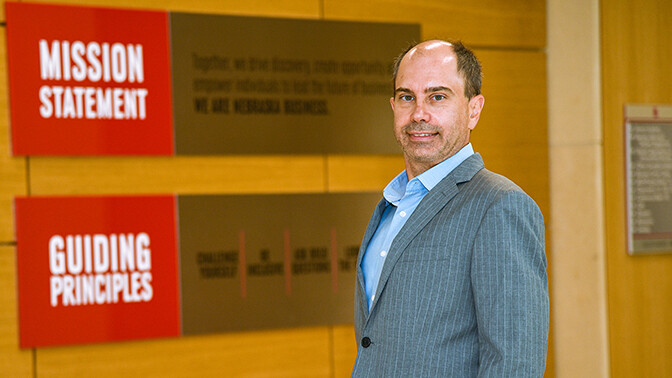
[6,2,174,155]
[15,196,180,347]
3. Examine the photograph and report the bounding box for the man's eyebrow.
[394,87,413,94]
[426,86,454,95]
[393,86,455,95]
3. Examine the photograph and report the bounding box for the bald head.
[403,40,453,61]
[392,40,482,99]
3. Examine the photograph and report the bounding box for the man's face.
[391,43,484,178]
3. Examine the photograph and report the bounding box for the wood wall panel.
[36,327,331,377]
[323,0,545,48]
[0,32,27,242]
[29,156,325,195]
[602,0,672,376]
[29,0,319,18]
[327,155,404,193]
[0,247,34,377]
[332,325,357,378]
[474,50,548,148]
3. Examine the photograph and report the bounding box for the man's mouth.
[403,122,439,141]
[408,131,438,140]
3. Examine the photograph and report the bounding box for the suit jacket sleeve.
[471,190,549,377]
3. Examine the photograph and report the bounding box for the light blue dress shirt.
[361,143,475,310]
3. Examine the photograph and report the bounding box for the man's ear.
[467,94,485,130]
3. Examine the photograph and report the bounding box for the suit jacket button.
[361,337,371,348]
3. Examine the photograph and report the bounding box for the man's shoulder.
[462,168,539,207]
[472,168,524,193]
[436,153,538,208]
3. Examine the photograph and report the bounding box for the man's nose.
[411,101,430,123]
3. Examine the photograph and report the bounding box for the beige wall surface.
[602,0,672,377]
[547,0,609,377]
[0,0,549,376]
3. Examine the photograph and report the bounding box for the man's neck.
[405,160,437,180]
[403,143,474,180]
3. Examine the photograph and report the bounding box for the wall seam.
[25,157,31,196]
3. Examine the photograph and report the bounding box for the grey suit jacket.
[352,154,548,377]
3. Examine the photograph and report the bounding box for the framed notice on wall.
[625,104,672,254]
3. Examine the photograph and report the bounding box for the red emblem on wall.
[6,2,174,155]
[15,196,181,347]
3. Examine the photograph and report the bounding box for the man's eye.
[431,94,446,101]
[399,95,414,101]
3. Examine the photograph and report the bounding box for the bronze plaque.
[170,12,419,154]
[625,104,672,254]
[178,193,381,334]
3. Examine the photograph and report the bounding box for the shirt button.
[380,250,387,257]
[361,337,372,348]
[371,294,375,302]
[399,211,407,217]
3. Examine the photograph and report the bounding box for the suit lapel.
[367,154,485,315]
[356,198,388,316]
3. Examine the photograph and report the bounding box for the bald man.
[352,40,549,377]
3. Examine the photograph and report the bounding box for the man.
[352,40,549,377]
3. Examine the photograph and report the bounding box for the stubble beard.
[397,121,452,165]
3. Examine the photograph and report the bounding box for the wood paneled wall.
[0,0,549,376]
[602,0,672,376]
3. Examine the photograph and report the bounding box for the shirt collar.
[383,143,474,204]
